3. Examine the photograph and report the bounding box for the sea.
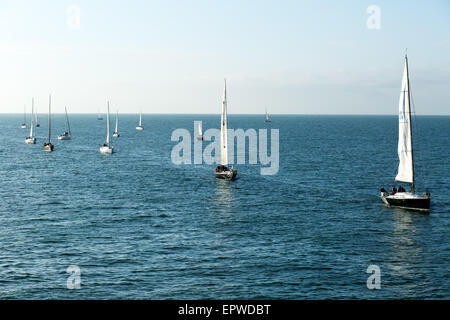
[0,114,448,299]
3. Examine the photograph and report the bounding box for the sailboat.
[99,102,114,154]
[21,105,27,128]
[58,107,72,140]
[43,95,54,152]
[197,121,203,141]
[136,110,144,130]
[97,109,103,120]
[35,99,40,127]
[215,79,237,181]
[380,54,430,211]
[25,100,36,144]
[113,110,120,138]
[265,107,271,123]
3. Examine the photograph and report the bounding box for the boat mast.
[106,102,110,145]
[221,79,228,166]
[48,95,52,143]
[65,106,71,136]
[405,54,415,192]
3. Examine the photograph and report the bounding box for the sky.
[0,0,449,115]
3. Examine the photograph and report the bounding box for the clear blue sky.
[0,0,449,114]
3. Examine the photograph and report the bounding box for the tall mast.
[48,95,52,143]
[65,106,71,136]
[405,54,415,192]
[106,102,110,145]
[221,79,228,166]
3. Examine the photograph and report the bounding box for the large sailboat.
[99,102,114,154]
[136,110,144,130]
[380,54,430,211]
[215,79,237,181]
[25,100,36,144]
[58,106,72,140]
[43,95,54,152]
[113,110,120,138]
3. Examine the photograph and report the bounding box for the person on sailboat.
[390,187,397,195]
[398,186,406,192]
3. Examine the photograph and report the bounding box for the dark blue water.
[0,114,448,299]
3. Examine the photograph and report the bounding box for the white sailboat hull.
[58,135,71,140]
[113,132,120,138]
[136,126,144,131]
[25,137,36,144]
[381,191,430,211]
[99,146,114,154]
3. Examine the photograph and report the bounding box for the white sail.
[29,103,34,137]
[395,56,414,184]
[198,121,202,136]
[220,79,228,166]
[266,107,269,121]
[139,110,142,127]
[65,107,71,136]
[106,102,111,145]
[115,110,119,133]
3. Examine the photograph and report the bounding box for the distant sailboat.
[197,121,204,141]
[34,99,40,127]
[215,79,237,181]
[265,107,271,123]
[97,109,103,120]
[25,100,36,144]
[99,102,114,154]
[58,107,72,140]
[136,110,144,130]
[43,95,54,152]
[21,105,27,129]
[113,110,120,138]
[380,54,430,211]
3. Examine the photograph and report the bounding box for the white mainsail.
[198,122,202,136]
[29,103,34,137]
[139,110,142,127]
[220,79,228,166]
[65,107,71,136]
[106,102,111,145]
[395,55,414,185]
[115,110,119,133]
[266,107,270,121]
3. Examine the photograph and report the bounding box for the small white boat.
[100,102,114,154]
[21,105,27,129]
[97,109,103,120]
[380,54,430,211]
[136,110,144,130]
[58,107,72,140]
[113,110,120,138]
[197,121,204,141]
[34,99,40,127]
[43,95,54,152]
[215,79,237,181]
[265,107,271,123]
[25,99,36,144]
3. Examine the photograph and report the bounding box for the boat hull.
[136,126,144,131]
[25,137,36,144]
[215,169,238,181]
[381,192,430,211]
[113,132,120,138]
[43,143,54,152]
[100,146,114,154]
[58,135,71,140]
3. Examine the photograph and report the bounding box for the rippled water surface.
[0,114,448,299]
